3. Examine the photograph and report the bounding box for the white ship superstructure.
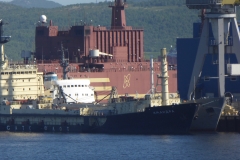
[51,79,95,104]
[0,64,44,101]
[0,20,44,102]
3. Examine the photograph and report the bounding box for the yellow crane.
[186,0,240,8]
[222,0,240,5]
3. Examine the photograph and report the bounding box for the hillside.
[9,0,62,8]
[0,1,203,60]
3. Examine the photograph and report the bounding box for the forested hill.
[130,0,185,6]
[9,0,62,8]
[0,1,220,60]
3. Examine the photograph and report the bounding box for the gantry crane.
[186,0,240,99]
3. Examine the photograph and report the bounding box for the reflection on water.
[0,132,239,160]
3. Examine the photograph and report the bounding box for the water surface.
[0,132,239,160]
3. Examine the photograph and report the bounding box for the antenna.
[59,42,69,80]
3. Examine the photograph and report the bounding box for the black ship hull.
[0,103,198,134]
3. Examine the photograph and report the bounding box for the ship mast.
[150,55,154,95]
[59,43,69,80]
[109,0,127,29]
[0,20,11,69]
[160,48,169,105]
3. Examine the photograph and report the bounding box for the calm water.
[0,132,239,160]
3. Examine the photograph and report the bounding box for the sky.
[0,0,105,5]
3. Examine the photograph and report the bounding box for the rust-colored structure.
[34,0,177,100]
[35,0,143,64]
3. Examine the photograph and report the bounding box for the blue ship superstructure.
[177,23,240,100]
[177,1,240,101]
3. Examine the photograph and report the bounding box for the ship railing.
[37,59,160,64]
[93,26,143,31]
[10,65,37,70]
[39,67,176,74]
[2,100,34,106]
[38,100,52,104]
[7,63,38,69]
[36,60,60,64]
[79,68,162,72]
[186,0,223,9]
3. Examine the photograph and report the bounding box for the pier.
[217,116,240,132]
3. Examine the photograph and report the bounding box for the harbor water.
[0,132,239,160]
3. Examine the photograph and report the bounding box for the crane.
[218,0,240,5]
[186,0,240,9]
[185,0,240,99]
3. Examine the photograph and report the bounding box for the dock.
[217,116,240,132]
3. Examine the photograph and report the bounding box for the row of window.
[68,93,94,97]
[3,96,35,100]
[6,88,41,91]
[204,77,237,81]
[61,85,88,88]
[1,71,36,75]
[5,79,41,82]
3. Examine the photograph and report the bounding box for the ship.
[33,0,178,101]
[176,0,240,130]
[0,14,228,134]
[0,28,199,134]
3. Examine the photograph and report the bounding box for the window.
[204,76,210,81]
[78,85,80,87]
[67,85,70,88]
[231,77,237,81]
[71,85,74,87]
[37,30,44,36]
[85,29,90,35]
[75,85,77,87]
[63,85,66,88]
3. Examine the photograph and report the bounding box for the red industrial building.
[35,0,143,64]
